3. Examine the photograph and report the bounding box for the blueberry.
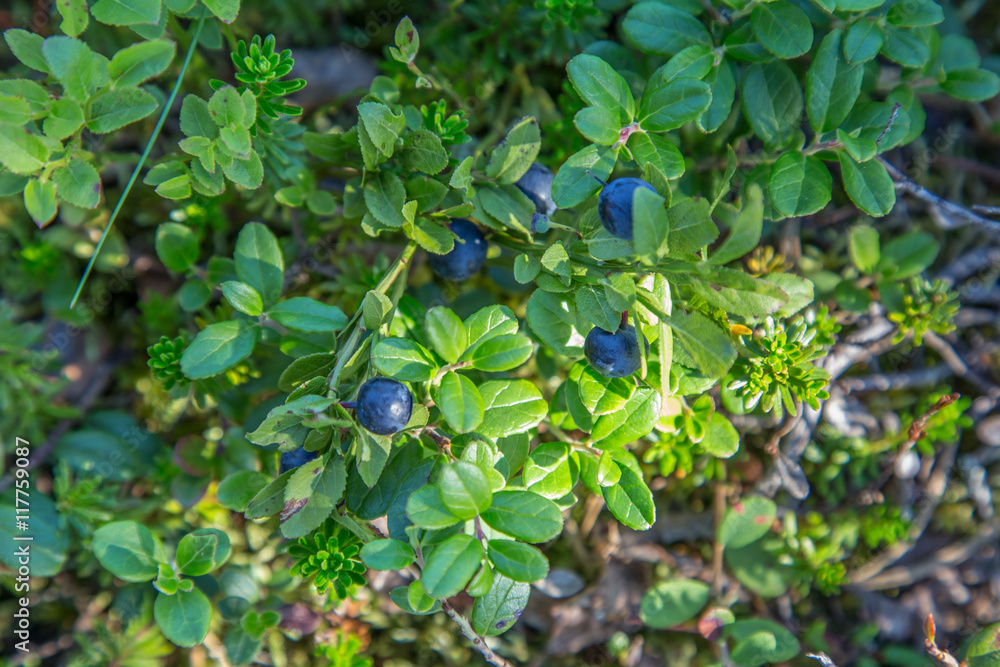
[584,323,642,378]
[428,219,487,281]
[356,377,413,435]
[597,177,657,241]
[280,446,319,474]
[515,163,556,216]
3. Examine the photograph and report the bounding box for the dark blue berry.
[280,447,319,474]
[515,163,556,216]
[584,323,642,378]
[428,219,487,281]
[597,177,656,241]
[356,377,413,435]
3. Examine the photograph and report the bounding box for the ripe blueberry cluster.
[429,218,488,281]
[584,322,642,378]
[280,446,319,474]
[355,377,413,435]
[515,162,556,216]
[598,177,656,241]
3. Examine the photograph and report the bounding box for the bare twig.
[878,157,1000,231]
[806,653,841,667]
[440,599,515,667]
[711,482,726,596]
[924,614,966,667]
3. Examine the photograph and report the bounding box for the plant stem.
[70,8,208,309]
[439,599,515,667]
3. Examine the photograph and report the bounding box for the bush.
[2,1,1000,666]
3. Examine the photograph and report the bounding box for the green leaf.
[566,54,635,124]
[221,281,263,316]
[438,460,492,519]
[154,589,211,648]
[234,222,284,306]
[941,68,1000,102]
[472,574,530,636]
[180,320,259,379]
[843,102,910,153]
[155,222,199,273]
[401,129,449,175]
[203,0,239,23]
[109,39,175,86]
[881,25,930,68]
[358,101,405,157]
[641,579,711,628]
[478,380,548,439]
[364,171,408,228]
[698,59,738,133]
[362,290,393,331]
[666,198,718,256]
[487,540,549,583]
[628,132,685,181]
[552,143,618,208]
[725,539,789,598]
[361,538,415,571]
[466,334,533,372]
[639,77,712,132]
[848,224,880,274]
[711,184,764,264]
[24,179,58,227]
[44,98,85,140]
[176,528,230,576]
[245,395,335,450]
[480,490,563,543]
[843,20,883,64]
[726,619,801,667]
[449,156,473,189]
[393,15,419,61]
[718,496,776,548]
[576,285,621,333]
[573,107,620,145]
[966,622,1000,667]
[91,521,165,582]
[42,36,109,101]
[767,152,832,218]
[87,87,159,134]
[741,62,803,150]
[465,305,519,348]
[4,29,49,73]
[837,129,878,162]
[602,464,655,530]
[887,0,943,26]
[622,2,712,57]
[180,95,217,138]
[664,310,736,380]
[838,152,895,217]
[702,412,740,458]
[656,45,714,82]
[421,534,483,598]
[356,428,392,487]
[0,124,49,175]
[576,363,635,416]
[807,30,863,133]
[155,174,191,200]
[280,455,347,538]
[58,0,90,37]
[523,442,572,500]
[216,471,269,511]
[476,184,534,236]
[269,297,346,333]
[372,337,438,382]
[433,372,485,434]
[591,387,661,448]
[208,86,244,127]
[0,492,67,576]
[91,0,161,25]
[751,1,813,58]
[877,231,939,279]
[426,306,468,364]
[406,484,461,530]
[632,185,670,266]
[487,116,542,183]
